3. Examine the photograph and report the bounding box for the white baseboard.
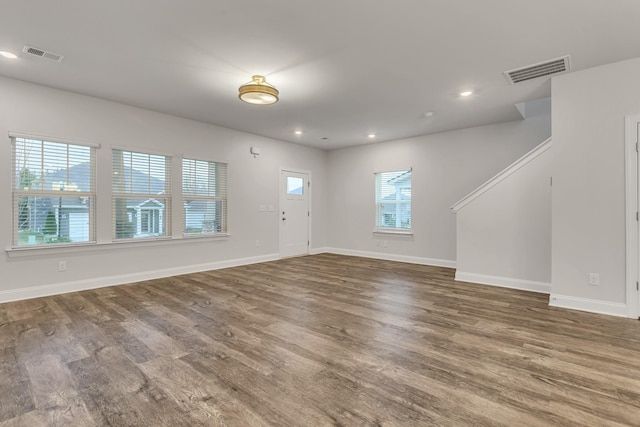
[5,249,631,320]
[309,247,330,255]
[455,271,551,294]
[324,247,456,268]
[549,294,628,318]
[0,253,280,304]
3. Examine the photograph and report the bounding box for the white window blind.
[112,149,171,240]
[182,158,227,235]
[11,136,96,247]
[375,169,412,232]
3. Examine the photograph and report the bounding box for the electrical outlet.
[588,273,600,286]
[58,261,67,272]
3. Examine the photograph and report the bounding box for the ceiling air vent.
[504,55,570,84]
[22,45,64,63]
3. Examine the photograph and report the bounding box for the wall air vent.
[22,45,64,63]
[504,55,570,84]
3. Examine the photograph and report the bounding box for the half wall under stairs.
[451,138,552,293]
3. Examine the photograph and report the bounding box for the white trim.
[373,166,413,175]
[325,247,456,268]
[455,271,550,294]
[451,137,552,213]
[549,294,628,318]
[181,153,229,166]
[373,230,413,236]
[9,131,101,148]
[0,253,279,304]
[624,114,640,319]
[6,233,230,258]
[309,246,330,255]
[111,145,175,158]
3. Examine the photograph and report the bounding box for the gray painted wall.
[551,57,640,316]
[455,144,552,291]
[0,72,555,304]
[0,76,328,299]
[326,115,551,265]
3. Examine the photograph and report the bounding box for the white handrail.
[451,137,552,213]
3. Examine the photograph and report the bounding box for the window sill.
[6,234,230,258]
[373,229,414,236]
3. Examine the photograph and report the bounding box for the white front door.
[279,169,309,258]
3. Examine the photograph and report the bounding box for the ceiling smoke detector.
[22,45,64,63]
[504,55,571,84]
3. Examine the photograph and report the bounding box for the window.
[375,169,412,232]
[287,176,304,195]
[112,149,171,240]
[182,158,227,236]
[11,136,96,247]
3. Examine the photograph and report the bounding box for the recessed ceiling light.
[294,130,303,135]
[459,90,473,97]
[368,134,376,138]
[0,51,17,59]
[424,112,434,118]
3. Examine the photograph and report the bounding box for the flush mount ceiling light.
[238,75,279,105]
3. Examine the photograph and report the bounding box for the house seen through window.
[375,169,412,232]
[112,149,171,240]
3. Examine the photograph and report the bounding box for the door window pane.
[287,176,304,195]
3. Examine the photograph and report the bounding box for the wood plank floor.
[1,253,639,426]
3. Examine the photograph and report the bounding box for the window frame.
[374,168,413,234]
[6,136,233,257]
[10,134,98,249]
[111,148,172,241]
[182,157,228,237]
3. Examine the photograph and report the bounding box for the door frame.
[279,167,312,258]
[624,114,640,318]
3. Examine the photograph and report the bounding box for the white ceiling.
[1,1,639,150]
